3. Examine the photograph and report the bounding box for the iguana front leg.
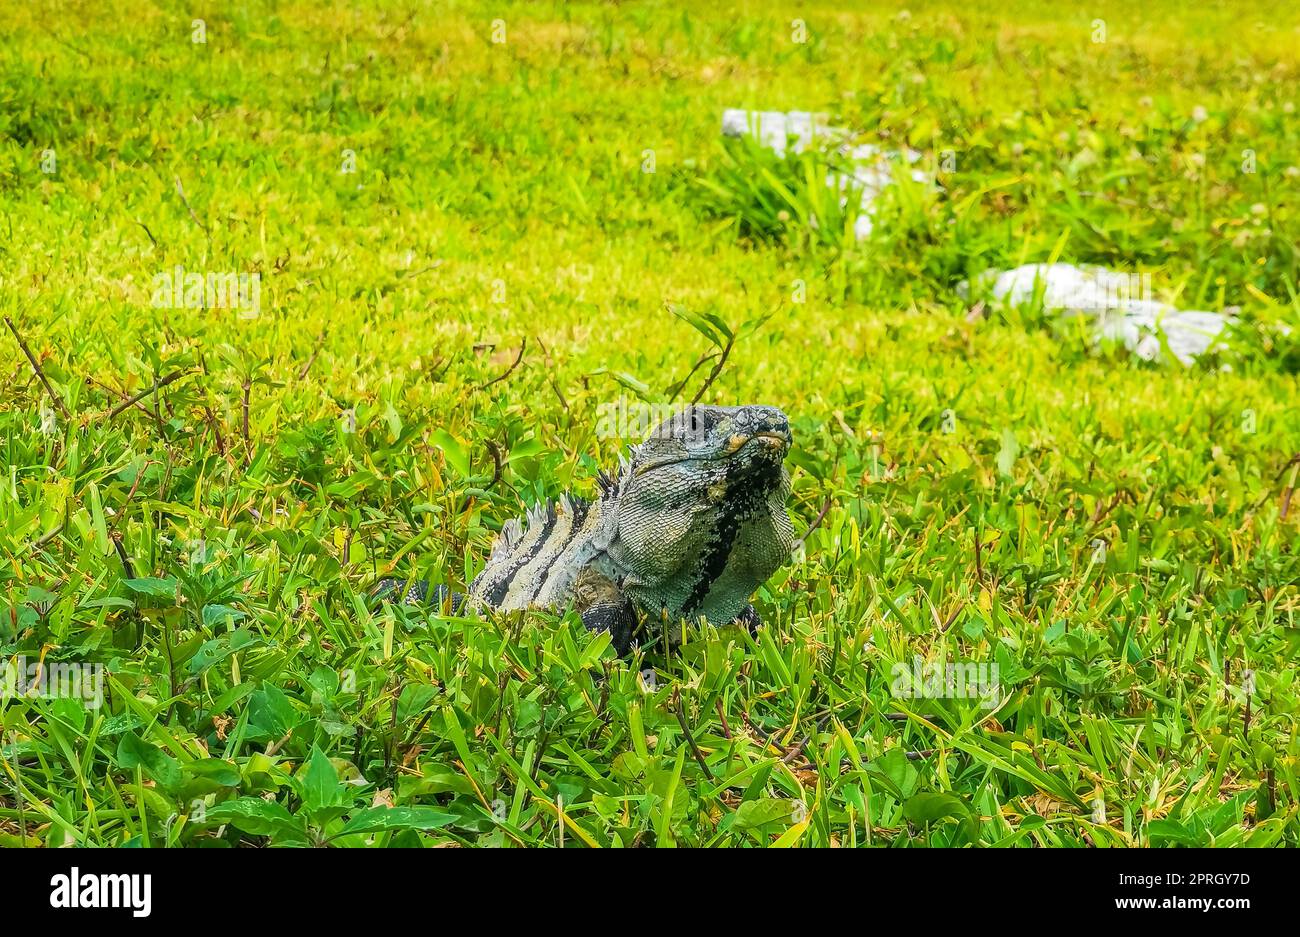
[572,567,642,655]
[585,601,759,654]
[734,603,762,635]
[580,598,640,656]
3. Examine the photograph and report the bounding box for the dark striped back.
[470,495,590,609]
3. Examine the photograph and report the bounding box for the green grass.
[1,0,1298,847]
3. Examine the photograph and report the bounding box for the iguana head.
[609,404,796,626]
[635,404,793,479]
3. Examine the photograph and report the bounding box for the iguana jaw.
[634,432,789,477]
[729,431,790,453]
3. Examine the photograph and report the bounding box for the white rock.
[965,263,1233,366]
[721,108,930,239]
[720,112,1236,366]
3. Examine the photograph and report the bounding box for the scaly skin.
[376,405,795,653]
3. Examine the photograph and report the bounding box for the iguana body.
[378,405,795,653]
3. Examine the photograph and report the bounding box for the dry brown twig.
[5,316,70,419]
[479,337,527,390]
[106,369,192,420]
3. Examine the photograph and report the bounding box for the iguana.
[375,404,795,654]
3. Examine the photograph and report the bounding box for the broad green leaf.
[335,806,457,838]
[116,733,182,793]
[299,745,346,812]
[122,577,178,599]
[431,429,471,477]
[204,797,307,843]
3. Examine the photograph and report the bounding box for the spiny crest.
[490,499,555,560]
[491,490,597,559]
[597,450,636,501]
[596,469,618,498]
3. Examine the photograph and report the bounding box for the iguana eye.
[665,408,705,442]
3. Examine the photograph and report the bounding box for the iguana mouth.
[726,432,790,454]
[634,433,788,476]
[751,431,790,449]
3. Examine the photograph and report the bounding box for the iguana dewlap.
[377,405,795,653]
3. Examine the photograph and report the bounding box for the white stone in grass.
[720,112,1238,366]
[721,108,930,239]
[721,109,828,156]
[962,263,1235,366]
